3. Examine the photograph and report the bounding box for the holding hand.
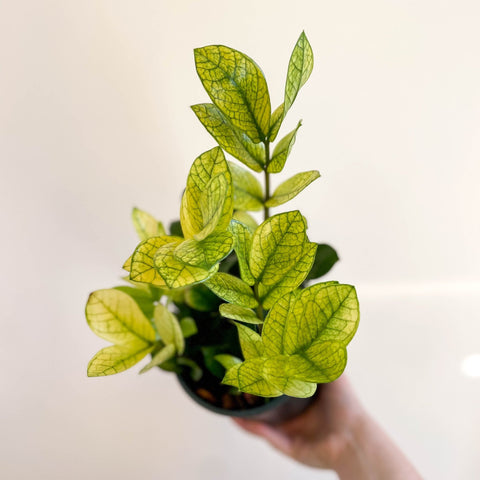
[234,376,422,479]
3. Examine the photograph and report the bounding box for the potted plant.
[85,32,360,423]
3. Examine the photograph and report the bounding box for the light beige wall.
[1,1,479,479]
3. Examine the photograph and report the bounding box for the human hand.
[234,376,422,479]
[233,376,363,470]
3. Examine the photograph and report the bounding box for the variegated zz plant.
[86,32,360,401]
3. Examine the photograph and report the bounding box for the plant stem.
[263,141,271,222]
[254,284,264,334]
[254,140,272,333]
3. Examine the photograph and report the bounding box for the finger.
[233,418,293,455]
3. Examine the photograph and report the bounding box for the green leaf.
[154,238,219,289]
[139,344,176,374]
[263,356,317,397]
[219,304,263,324]
[288,341,347,383]
[130,236,180,286]
[202,346,226,378]
[113,286,155,319]
[234,322,264,359]
[266,170,320,208]
[174,231,233,269]
[86,289,156,345]
[180,147,232,240]
[249,210,308,285]
[179,317,197,338]
[132,207,165,240]
[191,103,265,172]
[232,211,258,232]
[262,283,359,357]
[306,244,339,280]
[229,220,255,286]
[222,358,282,397]
[169,220,183,237]
[268,103,285,142]
[204,272,258,308]
[88,344,154,377]
[267,121,302,174]
[153,304,185,354]
[258,241,317,309]
[228,161,263,211]
[184,284,220,311]
[214,354,242,370]
[178,357,203,382]
[194,45,271,143]
[284,31,314,114]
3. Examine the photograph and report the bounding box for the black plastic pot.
[177,374,315,425]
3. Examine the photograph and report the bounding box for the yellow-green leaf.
[180,147,233,240]
[222,357,282,397]
[196,173,231,240]
[263,356,317,397]
[267,121,302,174]
[130,236,180,286]
[219,304,263,324]
[249,210,308,285]
[86,289,156,345]
[266,170,320,208]
[214,354,242,370]
[258,241,317,309]
[234,322,264,359]
[174,231,233,269]
[113,286,155,319]
[229,220,255,286]
[228,161,263,211]
[204,272,258,308]
[132,207,165,240]
[123,255,132,272]
[285,31,314,114]
[153,304,185,354]
[262,283,359,357]
[87,344,154,377]
[154,238,219,289]
[268,103,285,142]
[139,344,176,374]
[194,45,271,143]
[288,342,347,383]
[232,211,258,232]
[180,191,202,242]
[191,103,265,172]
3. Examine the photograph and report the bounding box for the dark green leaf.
[306,244,339,280]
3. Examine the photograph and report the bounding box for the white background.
[1,1,479,479]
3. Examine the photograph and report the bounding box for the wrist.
[330,410,370,478]
[331,412,422,480]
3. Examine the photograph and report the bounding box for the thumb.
[233,418,293,455]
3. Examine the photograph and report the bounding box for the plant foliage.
[85,32,359,399]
